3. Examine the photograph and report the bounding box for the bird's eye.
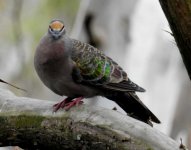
[49,26,53,32]
[60,26,65,32]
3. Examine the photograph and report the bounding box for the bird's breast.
[34,36,98,98]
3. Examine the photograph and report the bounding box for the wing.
[71,39,145,92]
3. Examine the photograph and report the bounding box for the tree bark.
[0,88,183,149]
[159,0,191,79]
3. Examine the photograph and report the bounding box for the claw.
[53,97,72,112]
[64,97,84,111]
[53,96,84,112]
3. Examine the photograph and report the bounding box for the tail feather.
[106,92,160,126]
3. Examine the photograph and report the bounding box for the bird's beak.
[51,30,62,39]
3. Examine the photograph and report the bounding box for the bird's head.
[48,19,65,40]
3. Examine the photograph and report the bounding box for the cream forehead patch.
[49,21,64,31]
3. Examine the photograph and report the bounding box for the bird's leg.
[64,96,84,111]
[53,97,73,112]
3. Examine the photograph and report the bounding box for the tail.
[106,92,161,126]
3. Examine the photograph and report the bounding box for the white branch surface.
[0,88,183,150]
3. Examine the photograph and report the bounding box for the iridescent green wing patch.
[72,40,113,85]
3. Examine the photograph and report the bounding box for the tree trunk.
[159,0,191,79]
[0,88,183,149]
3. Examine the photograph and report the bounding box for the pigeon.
[34,19,160,126]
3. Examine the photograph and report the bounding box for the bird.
[34,19,160,126]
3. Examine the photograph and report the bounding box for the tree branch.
[159,0,191,79]
[0,88,182,149]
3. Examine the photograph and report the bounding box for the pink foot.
[53,97,84,112]
[53,97,72,112]
[64,97,84,111]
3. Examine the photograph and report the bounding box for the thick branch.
[159,0,191,79]
[0,88,181,149]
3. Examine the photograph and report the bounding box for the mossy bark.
[159,0,191,79]
[0,88,181,150]
[0,115,151,150]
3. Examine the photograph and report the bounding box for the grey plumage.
[34,19,160,126]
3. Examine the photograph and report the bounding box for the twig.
[0,79,26,92]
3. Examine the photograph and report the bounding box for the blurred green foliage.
[0,0,80,98]
[24,0,80,46]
